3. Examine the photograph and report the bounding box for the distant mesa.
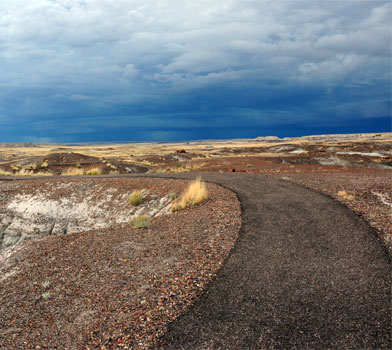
[255,136,281,142]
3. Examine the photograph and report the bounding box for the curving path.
[145,173,391,350]
[1,173,391,349]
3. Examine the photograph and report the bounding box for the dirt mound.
[45,152,99,165]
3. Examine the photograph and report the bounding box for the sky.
[0,0,391,142]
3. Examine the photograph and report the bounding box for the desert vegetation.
[172,177,208,211]
[0,167,52,177]
[85,167,102,175]
[131,214,150,228]
[129,190,143,206]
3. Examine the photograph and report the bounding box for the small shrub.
[40,161,49,169]
[76,162,82,168]
[106,162,117,170]
[15,169,33,176]
[42,280,50,288]
[130,190,143,206]
[337,190,355,201]
[337,190,348,197]
[41,291,51,299]
[23,164,37,171]
[11,164,21,171]
[172,177,208,211]
[131,215,150,229]
[86,167,102,175]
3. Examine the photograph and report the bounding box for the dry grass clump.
[11,164,21,171]
[131,215,150,229]
[40,161,49,169]
[0,165,53,176]
[337,190,355,201]
[11,169,53,177]
[23,163,37,171]
[0,169,13,176]
[172,178,208,211]
[85,167,102,175]
[62,167,85,176]
[160,162,206,173]
[106,162,117,170]
[129,190,143,206]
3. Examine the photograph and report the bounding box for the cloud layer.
[0,0,390,141]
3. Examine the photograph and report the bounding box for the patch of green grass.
[129,190,143,206]
[131,215,150,229]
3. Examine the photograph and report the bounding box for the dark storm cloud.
[0,0,390,141]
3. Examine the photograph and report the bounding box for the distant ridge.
[255,132,391,143]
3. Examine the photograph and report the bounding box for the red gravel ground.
[0,178,241,349]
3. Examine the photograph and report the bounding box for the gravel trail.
[147,173,391,350]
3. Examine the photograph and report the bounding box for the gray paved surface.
[153,173,391,350]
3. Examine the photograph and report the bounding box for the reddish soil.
[0,178,241,349]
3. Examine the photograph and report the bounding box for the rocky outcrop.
[0,181,173,250]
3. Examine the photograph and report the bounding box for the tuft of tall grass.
[129,190,143,206]
[131,215,150,229]
[85,167,102,175]
[0,169,13,176]
[172,177,208,211]
[13,170,53,177]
